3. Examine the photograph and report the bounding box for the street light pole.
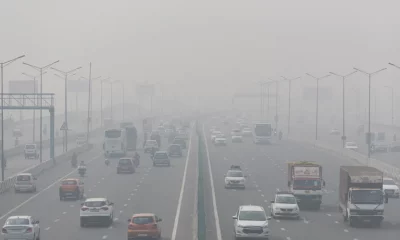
[22,72,47,143]
[51,66,82,152]
[354,67,387,159]
[99,78,111,127]
[23,60,58,164]
[329,71,357,148]
[0,55,25,181]
[80,75,101,133]
[281,76,301,136]
[306,73,331,141]
[385,86,394,127]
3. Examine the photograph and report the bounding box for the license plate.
[363,219,371,222]
[138,234,147,237]
[90,209,99,212]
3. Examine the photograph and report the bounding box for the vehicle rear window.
[155,153,168,159]
[6,218,29,225]
[62,180,77,185]
[132,216,154,224]
[25,145,35,149]
[85,201,106,207]
[17,175,31,181]
[170,145,180,150]
[119,159,132,165]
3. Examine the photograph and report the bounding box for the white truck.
[287,162,325,210]
[339,166,388,227]
[370,132,390,153]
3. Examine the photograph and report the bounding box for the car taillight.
[25,227,32,233]
[128,224,135,230]
[152,224,158,229]
[101,207,109,211]
[2,228,7,233]
[81,207,89,211]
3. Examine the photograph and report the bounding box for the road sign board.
[60,122,68,131]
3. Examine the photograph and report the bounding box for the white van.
[14,173,37,193]
[24,144,39,159]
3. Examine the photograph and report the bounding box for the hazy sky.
[1,0,400,123]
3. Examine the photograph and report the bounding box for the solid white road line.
[171,127,193,240]
[0,154,102,220]
[202,124,223,240]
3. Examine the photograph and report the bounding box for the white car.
[270,192,300,219]
[345,141,358,150]
[24,144,39,159]
[233,205,271,240]
[224,169,246,188]
[80,198,114,227]
[210,131,222,142]
[214,134,227,145]
[2,216,40,240]
[383,178,400,198]
[242,128,252,137]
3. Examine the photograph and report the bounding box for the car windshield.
[6,218,29,225]
[62,180,77,185]
[84,201,107,207]
[351,190,383,204]
[227,171,243,177]
[238,210,266,221]
[17,175,31,181]
[25,145,35,149]
[276,195,297,204]
[132,216,154,224]
[384,179,396,185]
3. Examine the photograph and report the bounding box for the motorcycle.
[78,165,86,177]
[105,159,110,166]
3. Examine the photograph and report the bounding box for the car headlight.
[262,223,269,228]
[376,210,384,215]
[237,224,244,228]
[294,206,299,211]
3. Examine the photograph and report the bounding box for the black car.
[168,144,183,157]
[172,138,187,149]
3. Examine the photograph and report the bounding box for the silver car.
[2,216,40,240]
[14,173,37,193]
[233,205,271,239]
[153,151,170,167]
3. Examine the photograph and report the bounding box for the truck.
[369,132,390,153]
[287,162,325,209]
[125,126,138,151]
[339,166,388,227]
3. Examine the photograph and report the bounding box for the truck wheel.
[349,217,354,227]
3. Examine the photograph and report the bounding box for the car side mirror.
[232,216,237,219]
[35,220,40,224]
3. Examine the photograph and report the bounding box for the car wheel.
[80,218,85,227]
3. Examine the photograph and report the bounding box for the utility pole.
[80,74,101,134]
[23,60,59,164]
[306,73,331,141]
[1,55,25,181]
[354,67,387,159]
[385,86,394,127]
[51,66,82,152]
[22,71,48,143]
[99,78,111,127]
[281,76,301,136]
[329,71,357,148]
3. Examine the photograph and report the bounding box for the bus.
[103,128,127,157]
[252,122,272,144]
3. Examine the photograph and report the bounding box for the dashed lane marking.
[280,227,286,231]
[128,198,131,201]
[45,227,50,231]
[102,235,108,239]
[344,229,349,232]
[335,221,339,224]
[94,185,97,188]
[124,204,128,207]
[54,219,60,223]
[62,212,66,214]
[257,189,261,192]
[326,214,331,217]
[276,220,280,222]
[286,237,291,240]
[133,189,138,191]
[70,205,74,207]
[261,194,264,197]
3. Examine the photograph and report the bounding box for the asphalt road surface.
[0,126,197,240]
[203,120,400,240]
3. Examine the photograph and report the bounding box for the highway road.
[203,120,400,240]
[0,126,197,240]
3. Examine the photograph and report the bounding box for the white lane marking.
[89,189,92,192]
[286,237,291,240]
[102,235,108,239]
[326,214,331,217]
[251,157,255,161]
[201,125,222,240]
[304,219,309,224]
[354,238,359,240]
[281,227,286,231]
[70,205,74,207]
[232,189,237,192]
[0,154,102,220]
[128,198,131,201]
[94,185,97,187]
[62,212,66,214]
[124,204,128,207]
[136,184,140,188]
[171,127,194,240]
[224,157,228,161]
[264,200,268,203]
[344,229,349,232]
[276,188,280,192]
[255,185,259,188]
[276,220,280,222]
[54,219,60,223]
[131,193,134,196]
[98,181,100,184]
[114,218,119,221]
[335,221,339,224]
[101,177,104,180]
[108,226,113,229]
[257,189,262,192]
[120,210,123,214]
[133,189,138,191]
[45,227,50,231]
[261,194,264,197]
